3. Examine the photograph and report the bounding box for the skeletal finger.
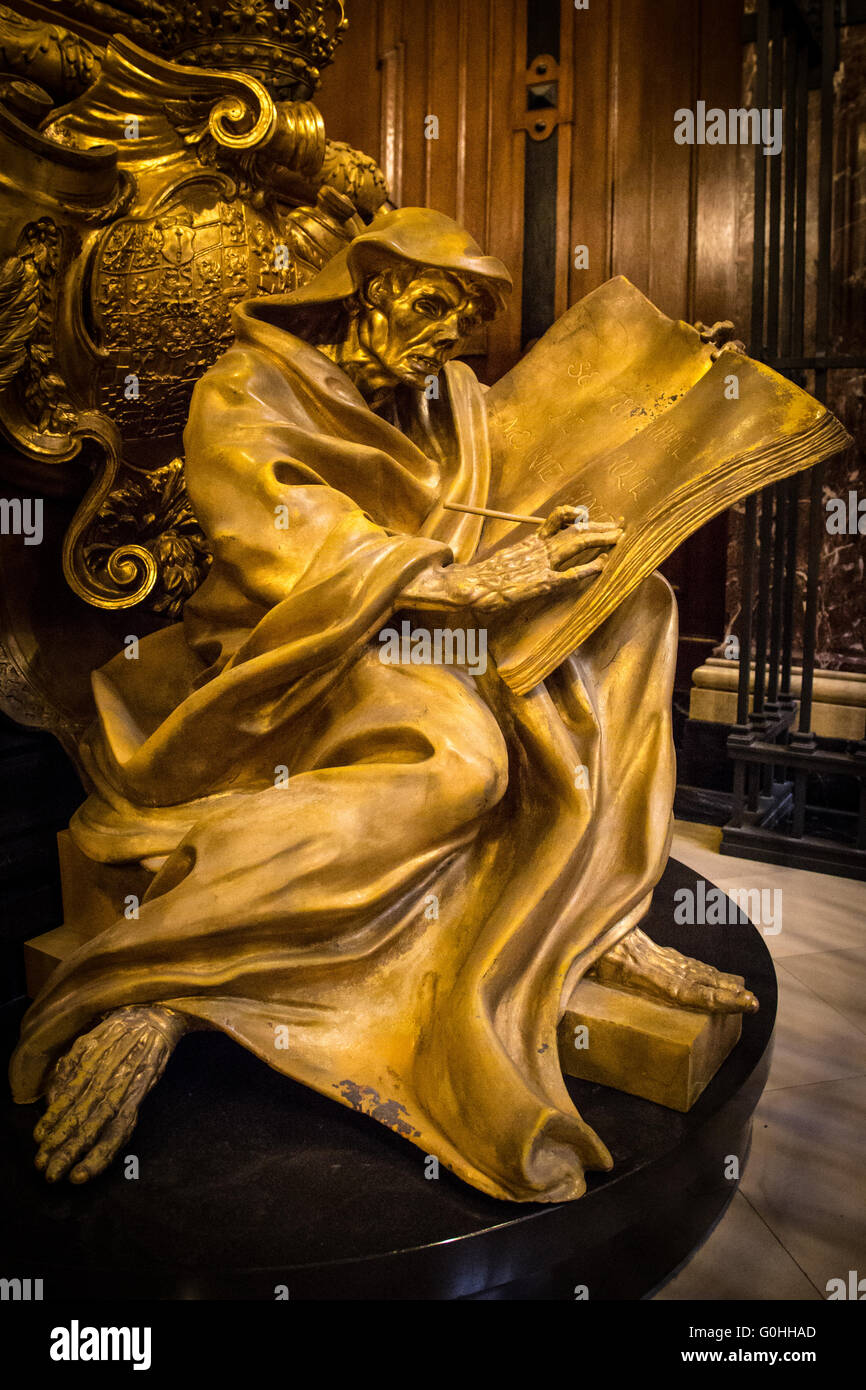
[549,529,622,569]
[38,1027,148,1132]
[539,504,582,537]
[67,1039,169,1185]
[673,977,758,1015]
[38,1035,158,1181]
[35,1032,149,1147]
[662,949,752,996]
[580,524,624,542]
[37,1066,133,1172]
[555,557,608,583]
[40,1017,133,1118]
[75,1035,169,1144]
[69,1107,139,1185]
[42,1118,106,1182]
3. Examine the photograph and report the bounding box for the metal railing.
[723,0,866,879]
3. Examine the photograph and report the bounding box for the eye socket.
[413,295,446,317]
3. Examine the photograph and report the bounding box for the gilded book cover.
[482,277,851,693]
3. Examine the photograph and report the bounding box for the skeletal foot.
[590,927,758,1014]
[33,1005,187,1183]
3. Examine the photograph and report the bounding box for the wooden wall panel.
[426,0,460,212]
[561,0,743,687]
[565,1,614,300]
[477,0,525,378]
[693,3,744,326]
[315,1,381,171]
[398,0,430,205]
[642,1,699,315]
[565,0,742,325]
[608,0,655,295]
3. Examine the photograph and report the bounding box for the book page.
[480,276,715,555]
[481,280,852,693]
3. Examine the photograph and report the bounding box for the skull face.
[356,267,484,389]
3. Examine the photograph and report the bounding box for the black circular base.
[0,858,776,1300]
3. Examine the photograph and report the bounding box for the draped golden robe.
[9,286,678,1204]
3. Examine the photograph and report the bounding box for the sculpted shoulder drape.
[9,293,678,1203]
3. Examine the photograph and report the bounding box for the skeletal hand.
[407,506,623,614]
[694,320,746,361]
[33,1005,187,1184]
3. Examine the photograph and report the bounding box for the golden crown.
[42,0,347,99]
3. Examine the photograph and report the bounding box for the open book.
[481,277,851,694]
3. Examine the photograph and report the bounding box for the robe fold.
[9,298,678,1203]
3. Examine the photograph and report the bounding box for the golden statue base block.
[558,977,743,1113]
[24,838,740,1116]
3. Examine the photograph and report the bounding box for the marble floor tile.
[740,1075,866,1296]
[780,948,866,1037]
[764,964,866,1091]
[654,825,866,1298]
[653,1191,821,1301]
